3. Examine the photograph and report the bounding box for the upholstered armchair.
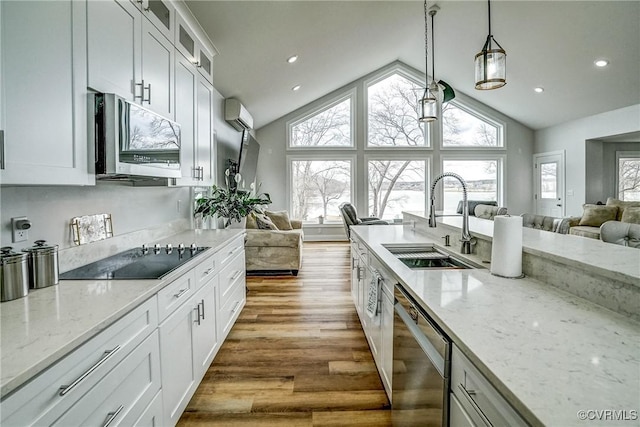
[339,202,389,238]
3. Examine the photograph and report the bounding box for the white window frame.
[286,154,357,223]
[365,153,431,219]
[364,66,432,150]
[286,89,356,150]
[440,154,506,208]
[440,99,506,150]
[616,150,640,201]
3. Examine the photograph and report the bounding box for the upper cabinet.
[175,12,214,84]
[87,0,174,120]
[0,0,93,186]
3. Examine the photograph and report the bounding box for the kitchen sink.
[383,244,481,270]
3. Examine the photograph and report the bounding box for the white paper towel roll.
[491,215,523,278]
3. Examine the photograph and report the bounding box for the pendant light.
[419,0,437,123]
[474,0,506,90]
[419,3,455,122]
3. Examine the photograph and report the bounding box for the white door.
[141,17,174,119]
[534,151,565,217]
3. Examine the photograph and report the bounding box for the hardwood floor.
[178,242,392,426]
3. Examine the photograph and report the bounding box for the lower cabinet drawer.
[157,270,196,321]
[218,236,245,267]
[218,251,245,310]
[51,330,161,426]
[132,390,164,427]
[218,280,245,340]
[1,297,158,426]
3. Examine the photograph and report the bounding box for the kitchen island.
[351,219,639,427]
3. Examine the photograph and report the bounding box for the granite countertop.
[352,224,640,427]
[0,229,244,399]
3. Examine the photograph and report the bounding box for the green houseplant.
[194,171,271,227]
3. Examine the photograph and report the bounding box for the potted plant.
[194,170,271,228]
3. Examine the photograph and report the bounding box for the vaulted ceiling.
[185,1,640,131]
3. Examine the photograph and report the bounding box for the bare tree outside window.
[442,103,499,147]
[368,73,425,148]
[368,160,425,219]
[618,156,640,201]
[291,160,351,221]
[290,99,351,147]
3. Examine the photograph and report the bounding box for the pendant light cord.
[487,0,492,37]
[423,0,429,88]
[431,8,435,82]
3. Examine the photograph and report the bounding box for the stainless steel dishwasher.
[392,283,451,426]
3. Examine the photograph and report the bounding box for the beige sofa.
[244,212,303,276]
[561,198,640,239]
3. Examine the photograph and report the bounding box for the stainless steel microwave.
[93,93,181,179]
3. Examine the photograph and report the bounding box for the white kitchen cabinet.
[175,11,215,84]
[132,391,164,427]
[159,275,220,426]
[50,331,161,427]
[136,0,174,42]
[1,297,158,426]
[87,0,174,119]
[192,277,220,379]
[158,291,197,426]
[451,345,528,427]
[217,246,246,341]
[174,53,214,186]
[0,0,92,185]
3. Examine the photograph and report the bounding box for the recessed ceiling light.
[287,55,298,64]
[594,59,609,67]
[292,85,301,91]
[534,87,544,93]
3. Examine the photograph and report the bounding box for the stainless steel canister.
[22,240,59,289]
[1,247,29,302]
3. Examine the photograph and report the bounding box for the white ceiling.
[185,1,640,131]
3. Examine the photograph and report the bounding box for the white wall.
[255,62,535,231]
[1,183,191,250]
[534,104,640,216]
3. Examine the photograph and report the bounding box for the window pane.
[442,160,498,213]
[619,157,640,201]
[368,73,426,147]
[291,160,351,221]
[442,103,500,147]
[368,160,425,220]
[540,162,557,199]
[290,99,351,147]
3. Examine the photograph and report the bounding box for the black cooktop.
[60,245,209,280]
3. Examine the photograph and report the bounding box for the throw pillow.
[255,213,278,230]
[621,207,640,224]
[606,197,640,221]
[245,212,258,229]
[579,204,618,227]
[265,210,293,230]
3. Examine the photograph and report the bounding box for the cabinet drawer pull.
[0,130,4,170]
[457,383,492,426]
[199,299,205,320]
[193,306,201,325]
[59,345,121,396]
[174,288,189,299]
[230,300,241,314]
[102,404,124,427]
[230,270,242,282]
[202,267,214,277]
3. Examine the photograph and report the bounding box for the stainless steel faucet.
[429,172,473,254]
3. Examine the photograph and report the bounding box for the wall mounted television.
[228,129,260,190]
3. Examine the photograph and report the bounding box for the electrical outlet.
[11,217,30,243]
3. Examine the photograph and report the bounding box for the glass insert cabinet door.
[534,152,565,217]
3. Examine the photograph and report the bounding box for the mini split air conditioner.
[224,98,254,131]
